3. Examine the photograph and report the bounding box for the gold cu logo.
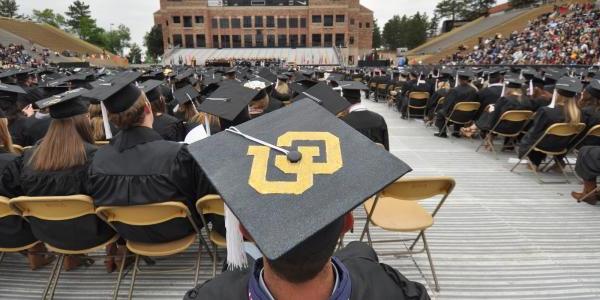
[247,132,343,195]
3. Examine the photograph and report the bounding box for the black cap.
[532,74,545,88]
[505,78,525,89]
[257,69,278,83]
[277,75,288,82]
[0,83,27,95]
[139,79,164,102]
[187,99,411,260]
[339,81,368,103]
[555,77,582,98]
[456,69,474,80]
[289,79,318,95]
[0,108,5,118]
[291,82,351,115]
[175,69,194,82]
[83,71,142,113]
[585,79,600,99]
[173,85,200,105]
[35,88,89,119]
[0,68,30,80]
[197,81,259,121]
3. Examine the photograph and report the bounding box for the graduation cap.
[0,68,30,80]
[456,69,474,80]
[83,71,142,114]
[0,83,27,95]
[277,75,289,82]
[197,81,259,121]
[35,87,89,119]
[291,82,351,115]
[555,77,582,98]
[289,79,318,95]
[173,85,200,105]
[187,99,411,260]
[339,81,368,103]
[175,69,194,82]
[505,78,525,89]
[585,79,600,99]
[139,79,164,102]
[257,69,277,83]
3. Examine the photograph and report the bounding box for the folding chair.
[407,91,430,120]
[10,195,118,300]
[196,195,226,277]
[368,82,377,100]
[96,202,213,300]
[0,196,42,266]
[440,102,481,135]
[359,176,455,292]
[564,124,600,182]
[510,123,586,184]
[476,110,533,158]
[428,97,446,127]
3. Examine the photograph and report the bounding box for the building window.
[195,16,204,24]
[231,18,241,28]
[312,34,321,47]
[267,34,275,47]
[221,35,231,48]
[300,18,306,28]
[196,34,206,47]
[173,16,181,24]
[244,34,253,47]
[335,33,345,47]
[220,18,230,28]
[213,35,220,48]
[289,17,298,28]
[359,22,362,28]
[324,15,333,27]
[232,35,242,48]
[266,16,275,28]
[350,18,355,25]
[243,16,252,28]
[256,34,264,47]
[312,15,321,23]
[212,18,218,28]
[300,34,307,47]
[185,34,194,47]
[277,17,287,28]
[255,16,263,27]
[323,34,332,47]
[290,34,298,47]
[173,34,182,47]
[336,15,345,23]
[366,22,370,28]
[349,36,354,45]
[166,20,169,27]
[278,34,287,47]
[183,16,193,27]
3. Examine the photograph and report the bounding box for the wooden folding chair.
[407,91,430,120]
[428,97,446,127]
[359,176,455,292]
[196,195,226,277]
[0,196,42,266]
[440,102,481,135]
[10,195,118,300]
[376,83,388,102]
[96,202,213,300]
[476,110,533,158]
[511,123,586,184]
[563,124,600,182]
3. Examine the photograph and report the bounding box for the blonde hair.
[109,93,148,130]
[275,81,290,95]
[0,118,14,153]
[89,104,106,141]
[556,94,581,125]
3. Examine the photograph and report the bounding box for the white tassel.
[434,79,439,92]
[225,205,247,270]
[501,82,506,97]
[204,115,211,136]
[549,89,558,108]
[528,80,534,96]
[455,75,459,87]
[100,101,113,140]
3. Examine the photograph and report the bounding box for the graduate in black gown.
[246,80,283,119]
[0,85,30,146]
[425,70,452,123]
[475,69,504,119]
[1,88,116,271]
[398,71,432,118]
[86,72,223,245]
[517,77,583,167]
[339,83,390,150]
[574,80,600,148]
[184,99,427,300]
[573,145,600,205]
[142,80,186,142]
[434,69,478,138]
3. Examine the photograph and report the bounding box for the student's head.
[179,101,199,122]
[109,92,153,130]
[555,91,581,125]
[249,90,270,117]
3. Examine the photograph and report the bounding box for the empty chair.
[407,91,430,119]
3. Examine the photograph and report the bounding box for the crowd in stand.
[442,2,600,65]
[0,43,49,68]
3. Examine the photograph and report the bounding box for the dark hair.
[267,216,344,283]
[109,93,148,130]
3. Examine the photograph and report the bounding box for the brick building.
[154,0,374,64]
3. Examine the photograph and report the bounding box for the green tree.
[428,13,440,37]
[462,0,496,20]
[144,24,164,63]
[128,43,142,64]
[372,19,382,49]
[105,24,131,56]
[435,0,466,21]
[0,0,18,18]
[382,13,429,50]
[32,9,67,28]
[382,15,403,50]
[66,0,91,37]
[509,0,536,8]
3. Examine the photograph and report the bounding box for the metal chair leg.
[42,253,63,300]
[112,248,129,300]
[194,242,202,285]
[46,254,65,300]
[409,231,424,251]
[0,252,4,265]
[128,255,140,300]
[210,241,217,278]
[422,233,440,292]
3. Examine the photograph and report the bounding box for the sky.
[17,0,505,53]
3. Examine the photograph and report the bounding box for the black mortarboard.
[339,81,368,102]
[532,74,545,87]
[0,108,5,118]
[83,71,142,113]
[456,69,474,80]
[187,99,411,260]
[277,75,288,82]
[35,87,89,119]
[585,79,600,99]
[291,82,351,115]
[175,69,194,82]
[289,79,318,95]
[173,85,200,105]
[0,83,26,95]
[257,69,277,83]
[505,78,525,89]
[224,68,236,75]
[197,81,259,121]
[555,77,582,98]
[0,69,30,80]
[139,79,164,102]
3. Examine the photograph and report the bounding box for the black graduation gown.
[576,146,600,181]
[22,115,52,146]
[475,96,533,132]
[426,88,449,119]
[574,106,600,148]
[153,113,186,142]
[475,84,503,118]
[1,143,116,251]
[399,80,432,114]
[340,109,390,150]
[435,84,478,130]
[8,116,29,146]
[517,107,568,164]
[184,241,429,300]
[88,127,215,244]
[0,149,37,248]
